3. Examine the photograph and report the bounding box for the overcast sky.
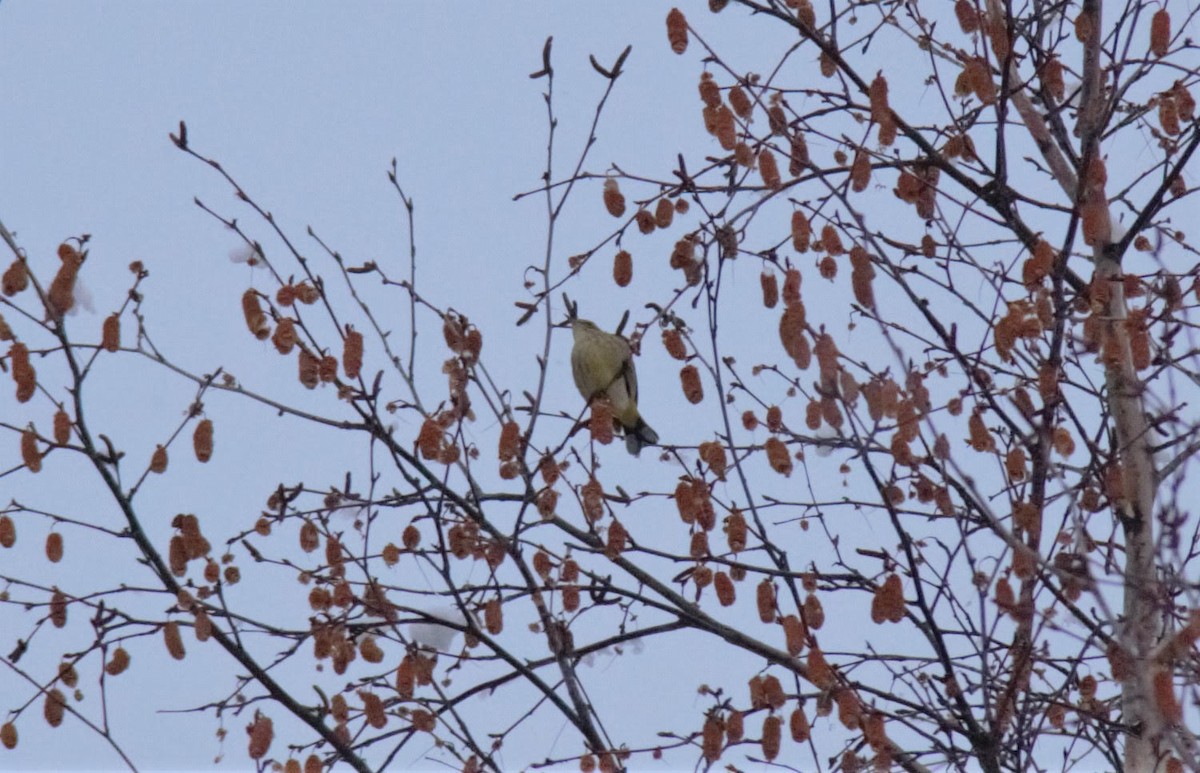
[0,4,791,770]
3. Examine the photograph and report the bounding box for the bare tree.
[2,1,1199,771]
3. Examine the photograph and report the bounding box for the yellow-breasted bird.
[570,318,659,456]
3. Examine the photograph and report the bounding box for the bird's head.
[568,318,600,339]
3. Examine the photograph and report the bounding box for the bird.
[569,318,659,456]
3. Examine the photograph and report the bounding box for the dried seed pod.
[698,72,721,108]
[714,571,736,606]
[589,398,615,445]
[602,178,626,218]
[356,690,387,729]
[868,72,889,125]
[701,713,723,762]
[43,689,65,728]
[247,711,274,760]
[654,198,675,229]
[1005,447,1027,481]
[318,355,338,382]
[193,607,212,642]
[582,478,605,523]
[298,349,320,389]
[724,509,747,552]
[780,302,810,369]
[662,327,687,360]
[782,614,807,655]
[1159,96,1180,136]
[606,519,627,559]
[45,532,63,563]
[1150,8,1170,57]
[612,250,633,287]
[0,515,14,548]
[484,597,503,634]
[21,427,41,473]
[635,209,656,234]
[498,420,520,461]
[341,326,364,380]
[241,289,270,340]
[1040,56,1065,101]
[765,436,792,476]
[680,364,703,403]
[807,644,835,688]
[954,0,978,32]
[967,410,995,452]
[790,706,810,742]
[699,441,727,480]
[536,488,558,520]
[821,225,844,256]
[52,409,71,446]
[147,444,168,474]
[756,579,777,623]
[729,85,752,118]
[761,271,780,308]
[11,342,35,403]
[965,58,996,105]
[712,105,736,151]
[193,418,214,463]
[819,51,836,78]
[804,592,825,629]
[293,282,320,304]
[2,259,28,296]
[782,268,802,304]
[759,149,782,190]
[791,210,811,252]
[48,245,82,317]
[850,148,871,192]
[789,133,810,174]
[105,647,130,676]
[761,714,782,760]
[101,313,121,352]
[163,621,185,660]
[666,7,688,54]
[272,318,298,355]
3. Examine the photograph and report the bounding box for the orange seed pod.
[612,250,632,287]
[2,259,28,296]
[756,579,777,623]
[680,364,703,403]
[342,326,364,379]
[0,515,14,548]
[666,7,688,54]
[193,418,213,463]
[759,149,782,190]
[791,210,811,252]
[602,178,626,218]
[47,245,82,317]
[163,621,185,659]
[21,427,41,473]
[484,597,503,634]
[101,313,121,352]
[105,647,130,676]
[1150,9,1170,57]
[43,689,65,728]
[298,349,320,389]
[761,715,782,761]
[247,712,274,760]
[714,571,736,606]
[45,532,63,563]
[53,409,71,445]
[241,289,270,340]
[765,436,792,476]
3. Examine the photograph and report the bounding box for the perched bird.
[570,318,659,456]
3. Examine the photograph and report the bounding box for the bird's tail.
[624,418,659,456]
